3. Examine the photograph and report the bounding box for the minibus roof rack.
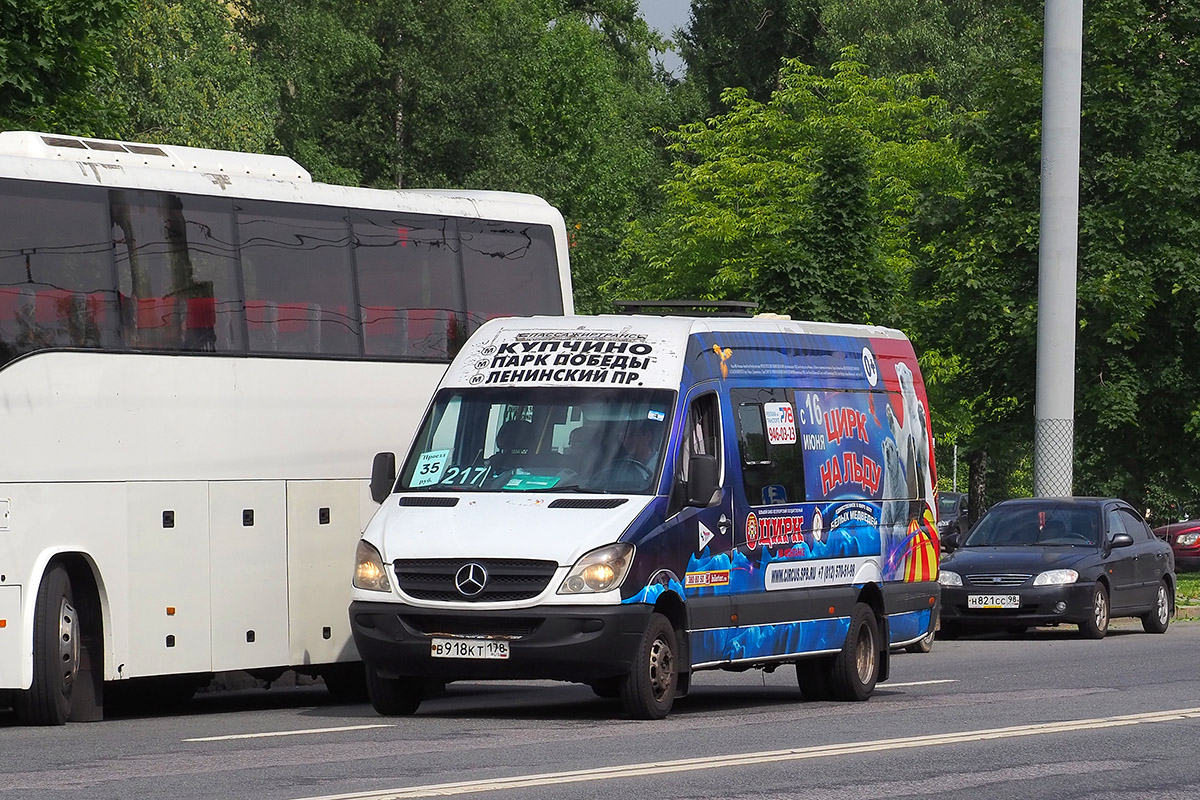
[612,299,759,317]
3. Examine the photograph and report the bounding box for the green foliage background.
[1,0,1197,519]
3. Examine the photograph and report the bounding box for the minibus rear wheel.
[620,613,677,719]
[829,603,879,701]
[365,666,422,716]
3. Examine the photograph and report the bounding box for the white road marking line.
[883,678,959,688]
[290,706,1200,800]
[184,724,396,742]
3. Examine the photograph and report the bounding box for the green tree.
[923,0,1200,511]
[679,0,822,114]
[0,0,133,133]
[102,0,278,152]
[238,0,676,312]
[617,53,970,328]
[816,0,1014,110]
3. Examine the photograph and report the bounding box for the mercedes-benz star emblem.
[455,562,488,597]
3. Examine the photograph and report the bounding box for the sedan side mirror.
[1108,532,1134,550]
[686,454,720,507]
[370,451,397,504]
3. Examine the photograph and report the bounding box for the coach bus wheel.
[365,666,422,715]
[795,657,833,701]
[829,603,879,702]
[619,613,677,720]
[14,565,78,725]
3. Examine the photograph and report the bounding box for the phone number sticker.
[764,402,797,445]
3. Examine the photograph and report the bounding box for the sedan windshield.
[398,386,675,494]
[963,504,1101,547]
[938,494,962,515]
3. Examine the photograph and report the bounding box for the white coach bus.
[0,131,573,724]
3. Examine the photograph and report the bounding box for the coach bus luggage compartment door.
[126,483,212,676]
[209,481,289,671]
[287,480,362,665]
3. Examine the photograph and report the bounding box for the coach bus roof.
[0,131,312,181]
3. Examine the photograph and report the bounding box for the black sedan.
[938,497,1175,639]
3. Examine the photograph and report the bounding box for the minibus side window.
[670,392,721,514]
[681,393,721,473]
[734,390,805,506]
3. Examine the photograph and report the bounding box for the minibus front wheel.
[620,613,677,720]
[365,665,422,716]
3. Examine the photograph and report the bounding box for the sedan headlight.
[1177,532,1200,547]
[558,543,634,595]
[938,570,962,587]
[1033,568,1079,586]
[354,539,392,592]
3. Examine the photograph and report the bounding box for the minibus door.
[727,388,811,657]
[670,388,734,660]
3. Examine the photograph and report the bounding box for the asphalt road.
[5,618,1200,800]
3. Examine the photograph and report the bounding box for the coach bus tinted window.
[351,210,463,360]
[238,200,360,356]
[0,179,116,364]
[111,190,244,353]
[460,220,561,332]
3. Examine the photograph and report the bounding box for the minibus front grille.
[393,558,558,602]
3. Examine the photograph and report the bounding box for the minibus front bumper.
[349,600,655,682]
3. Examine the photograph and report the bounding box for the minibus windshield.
[399,386,675,494]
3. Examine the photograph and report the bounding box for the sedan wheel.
[1079,583,1109,639]
[1141,581,1171,634]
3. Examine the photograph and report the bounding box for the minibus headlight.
[354,539,392,592]
[558,543,634,595]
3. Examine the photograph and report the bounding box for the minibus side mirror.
[686,454,720,507]
[370,452,397,504]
